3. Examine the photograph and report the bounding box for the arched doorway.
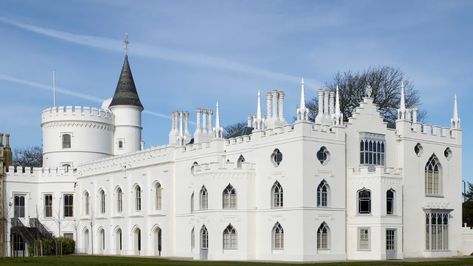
[153,227,162,256]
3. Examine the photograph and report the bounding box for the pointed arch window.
[237,155,245,169]
[272,222,284,250]
[191,227,195,251]
[135,185,142,211]
[155,182,162,210]
[425,154,441,196]
[99,189,106,214]
[190,192,194,213]
[200,186,208,210]
[317,180,329,207]
[358,189,371,214]
[271,181,283,208]
[223,184,237,209]
[84,191,90,215]
[317,222,330,250]
[386,189,395,215]
[223,224,238,250]
[116,187,123,213]
[200,225,209,250]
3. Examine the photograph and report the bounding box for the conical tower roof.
[109,55,143,109]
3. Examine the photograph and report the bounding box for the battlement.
[78,144,173,176]
[408,122,458,139]
[5,165,78,178]
[193,161,255,174]
[41,106,114,125]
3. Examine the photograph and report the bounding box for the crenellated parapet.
[41,106,114,127]
[4,165,78,178]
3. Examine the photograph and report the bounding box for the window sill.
[425,194,444,198]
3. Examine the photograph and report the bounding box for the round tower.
[41,106,114,169]
[109,54,144,155]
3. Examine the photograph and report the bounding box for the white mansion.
[1,52,465,261]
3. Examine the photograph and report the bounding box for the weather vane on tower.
[124,33,129,55]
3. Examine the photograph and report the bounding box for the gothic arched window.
[317,180,329,207]
[200,186,208,210]
[317,222,330,250]
[222,184,237,209]
[425,154,441,196]
[223,224,237,250]
[272,222,284,250]
[271,181,283,208]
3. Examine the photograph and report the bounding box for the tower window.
[316,147,330,165]
[118,140,124,149]
[415,143,423,157]
[444,147,452,160]
[271,149,283,167]
[62,134,71,149]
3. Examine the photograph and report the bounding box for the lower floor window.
[358,228,370,250]
[426,211,449,251]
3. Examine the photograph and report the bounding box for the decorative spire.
[335,85,341,116]
[214,101,223,138]
[109,36,143,109]
[451,94,461,129]
[299,77,306,110]
[400,82,406,111]
[297,77,308,121]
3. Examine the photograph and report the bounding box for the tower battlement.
[41,106,114,125]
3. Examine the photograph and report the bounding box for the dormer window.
[359,132,385,166]
[62,134,71,149]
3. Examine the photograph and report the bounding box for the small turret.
[332,85,343,126]
[213,101,224,139]
[296,78,309,121]
[451,94,461,129]
[109,35,144,155]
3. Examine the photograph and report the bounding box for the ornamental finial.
[124,33,129,55]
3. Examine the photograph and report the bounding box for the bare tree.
[306,66,426,128]
[224,121,251,138]
[14,146,43,167]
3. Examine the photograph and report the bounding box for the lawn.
[2,256,473,266]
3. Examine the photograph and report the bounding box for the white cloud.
[0,17,322,88]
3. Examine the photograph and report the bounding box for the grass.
[2,256,473,266]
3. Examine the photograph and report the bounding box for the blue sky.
[0,0,471,181]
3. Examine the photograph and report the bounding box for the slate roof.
[109,55,143,109]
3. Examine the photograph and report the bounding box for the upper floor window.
[386,189,395,215]
[14,195,25,218]
[64,194,74,217]
[272,222,284,250]
[99,190,106,214]
[425,154,441,196]
[415,143,423,157]
[155,182,162,210]
[358,189,371,214]
[135,185,142,211]
[116,187,123,213]
[237,155,245,169]
[359,133,385,166]
[444,147,452,160]
[118,140,124,149]
[271,149,283,167]
[190,192,194,213]
[62,134,71,149]
[316,147,330,165]
[200,186,208,210]
[222,184,237,209]
[271,181,283,208]
[317,180,329,207]
[83,191,90,215]
[44,194,53,217]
